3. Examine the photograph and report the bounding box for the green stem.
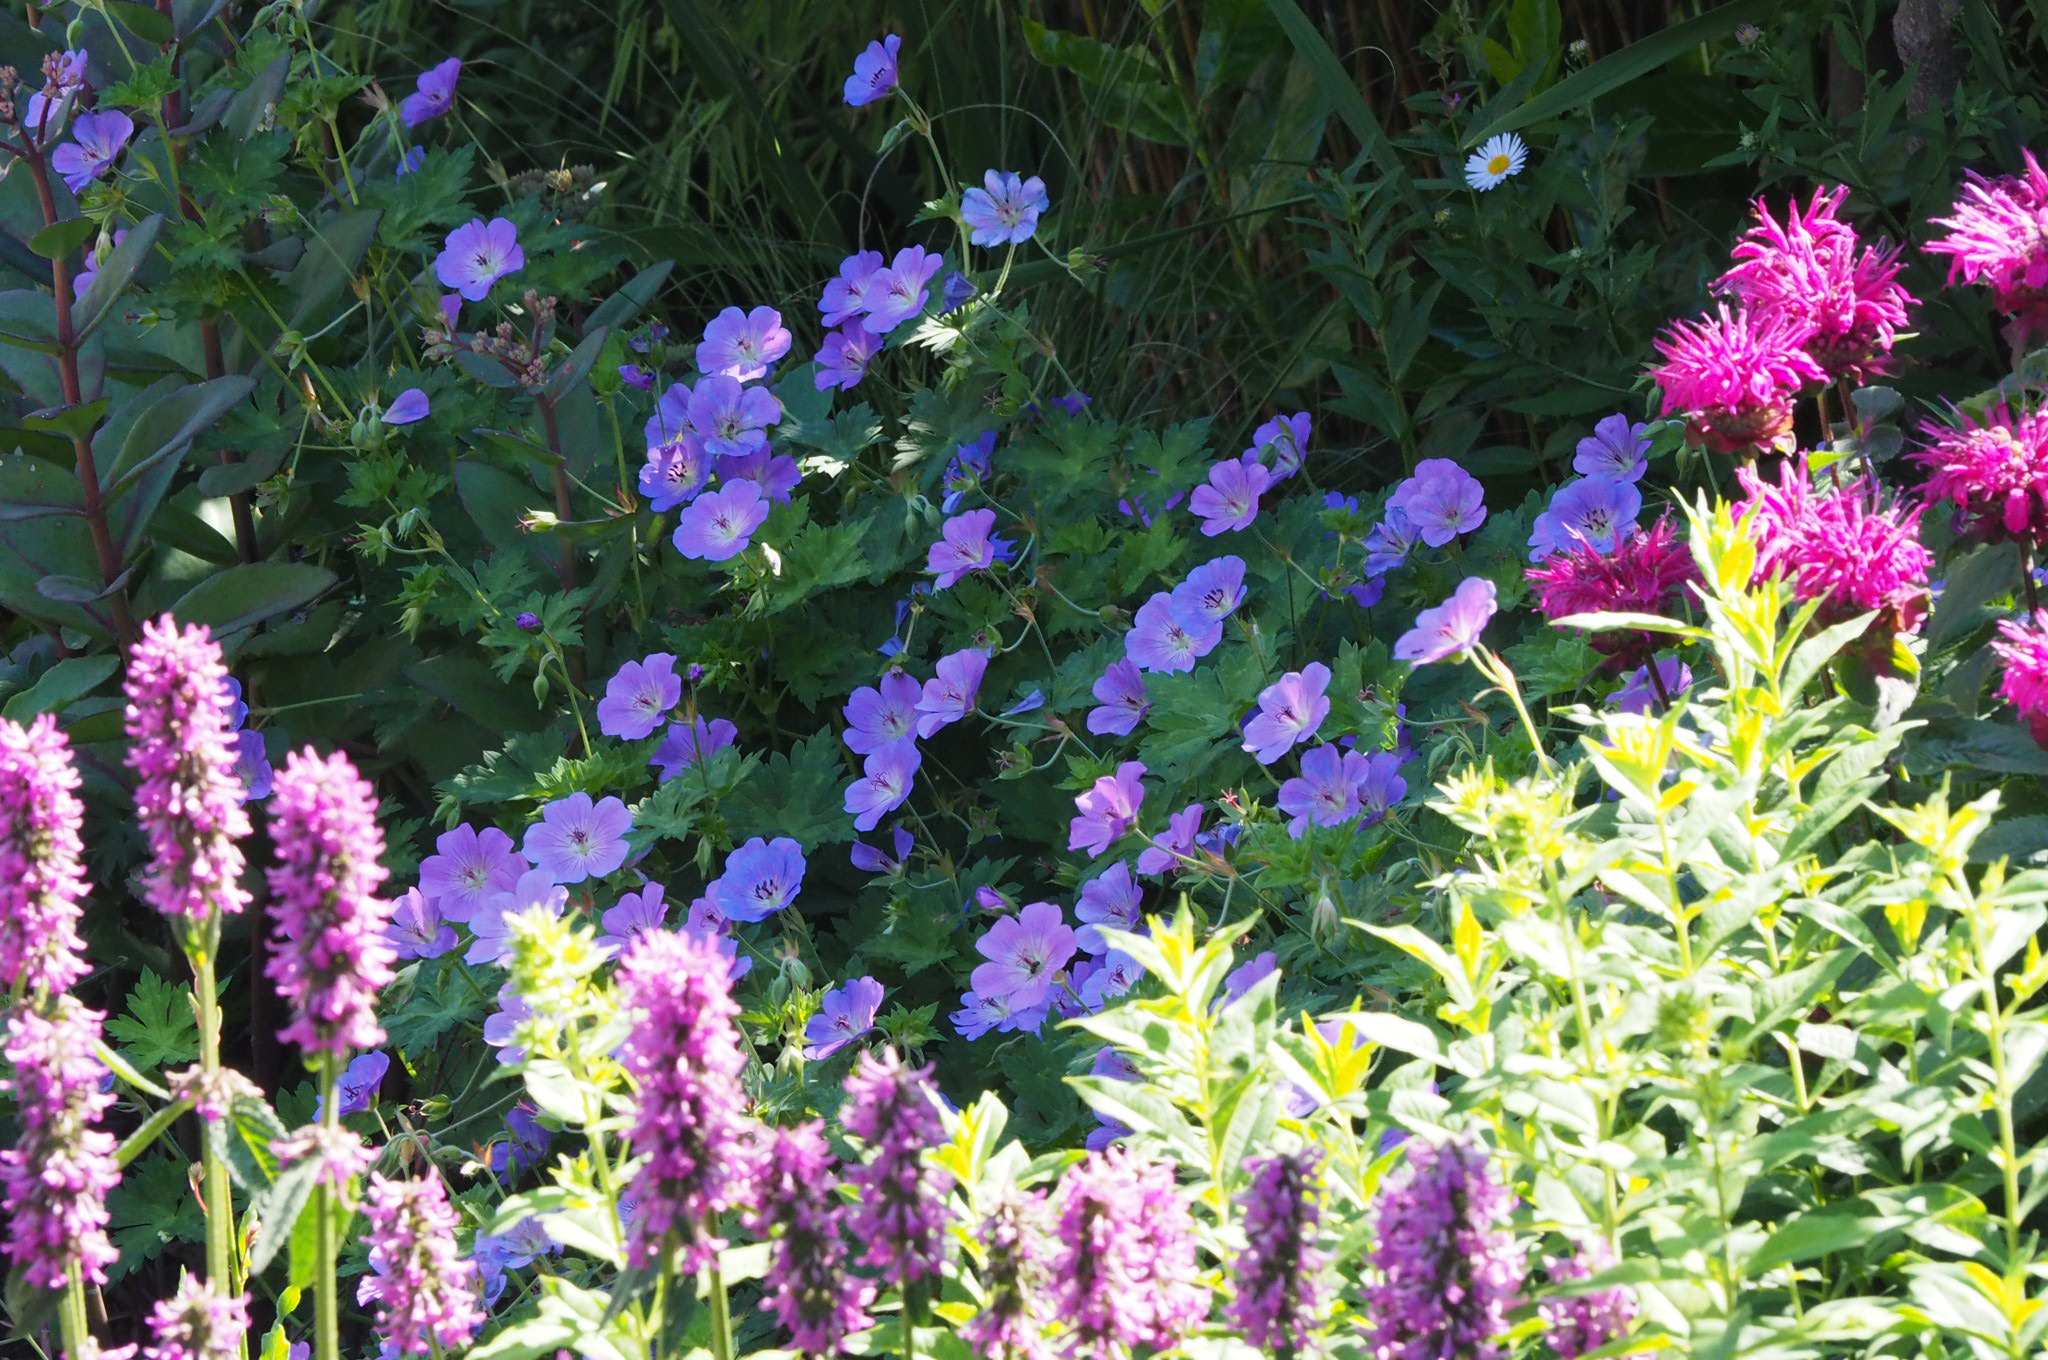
[192,946,236,1290]
[707,1262,735,1360]
[314,1053,341,1360]
[60,1263,90,1360]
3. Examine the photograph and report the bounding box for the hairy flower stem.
[707,1262,735,1360]
[191,943,236,1292]
[61,1262,91,1360]
[315,1053,341,1360]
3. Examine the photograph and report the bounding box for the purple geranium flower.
[928,508,1016,588]
[1394,577,1498,664]
[1170,556,1247,629]
[1528,477,1642,560]
[1241,663,1332,765]
[862,246,945,335]
[385,887,458,960]
[845,745,920,832]
[1221,951,1278,1008]
[687,375,781,458]
[598,883,672,951]
[1136,803,1203,876]
[804,977,886,1059]
[313,1050,390,1120]
[639,436,713,512]
[646,382,697,445]
[1070,761,1146,858]
[961,170,1050,247]
[1387,459,1487,546]
[382,389,430,426]
[1189,454,1274,535]
[1277,746,1363,837]
[418,823,523,923]
[434,218,523,302]
[673,478,770,560]
[466,869,568,967]
[619,363,654,391]
[523,792,633,884]
[1248,411,1312,478]
[1610,658,1692,714]
[843,672,922,756]
[941,270,978,312]
[844,35,903,106]
[942,431,997,511]
[951,989,1046,1040]
[718,446,801,502]
[1357,751,1406,823]
[486,1105,555,1181]
[231,728,273,803]
[1365,507,1421,574]
[710,836,806,922]
[1078,950,1143,1010]
[400,57,461,126]
[1575,413,1651,482]
[698,305,792,382]
[1087,658,1151,737]
[815,326,879,391]
[651,716,738,782]
[915,649,988,738]
[1127,592,1222,673]
[820,251,886,326]
[482,983,533,1063]
[971,902,1077,1009]
[1075,862,1143,953]
[850,826,915,876]
[52,110,134,193]
[597,652,683,740]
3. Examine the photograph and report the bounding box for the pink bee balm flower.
[1394,577,1498,665]
[1241,663,1333,765]
[1914,405,2048,550]
[673,478,770,560]
[1069,761,1146,857]
[1527,515,1699,668]
[434,218,523,302]
[1993,610,2048,747]
[1649,304,1824,455]
[1734,456,1932,634]
[1927,150,2048,341]
[697,305,792,382]
[1714,185,1915,382]
[1189,453,1274,535]
[597,652,683,740]
[522,791,633,884]
[971,902,1077,1009]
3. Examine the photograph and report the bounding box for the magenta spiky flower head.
[1913,405,2048,549]
[1715,185,1915,383]
[0,995,121,1290]
[1539,1235,1637,1360]
[1050,1148,1207,1360]
[1365,1138,1525,1360]
[1227,1149,1326,1357]
[1927,150,2048,336]
[124,614,252,924]
[141,1276,250,1360]
[1649,304,1825,455]
[265,748,395,1060]
[1992,610,2048,747]
[1527,515,1699,669]
[360,1172,487,1356]
[0,714,91,998]
[961,1191,1054,1360]
[617,927,758,1272]
[745,1122,875,1357]
[1734,457,1932,634]
[841,1048,953,1290]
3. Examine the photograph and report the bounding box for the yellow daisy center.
[1487,153,1512,175]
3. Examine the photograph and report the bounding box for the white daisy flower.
[1464,133,1529,191]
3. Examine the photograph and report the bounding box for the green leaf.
[586,260,673,333]
[22,397,110,439]
[29,217,98,260]
[105,0,175,41]
[1465,0,1773,144]
[0,288,59,352]
[722,734,855,847]
[541,324,610,403]
[1263,0,1421,211]
[0,451,83,520]
[106,967,200,1073]
[103,373,256,504]
[455,459,557,572]
[73,214,165,341]
[2,654,119,720]
[247,1150,321,1275]
[173,562,337,636]
[284,209,381,329]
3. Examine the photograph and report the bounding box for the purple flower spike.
[862,245,944,335]
[0,996,120,1290]
[652,716,738,781]
[915,649,988,738]
[673,478,770,560]
[434,217,523,302]
[710,836,806,923]
[820,250,886,326]
[804,977,886,1059]
[844,34,903,107]
[1388,458,1488,546]
[1541,1236,1637,1359]
[1189,453,1275,535]
[845,746,920,832]
[698,305,792,382]
[928,508,1016,588]
[400,57,462,127]
[417,823,521,923]
[1528,477,1642,561]
[1127,592,1222,673]
[52,110,134,192]
[971,902,1077,1009]
[382,388,431,426]
[842,1050,953,1288]
[748,1124,876,1354]
[1086,658,1151,736]
[597,652,683,740]
[815,325,879,390]
[1249,411,1313,478]
[145,1277,251,1360]
[962,170,1050,247]
[598,882,672,951]
[1052,1150,1206,1359]
[523,791,632,885]
[1241,662,1332,764]
[961,1193,1053,1357]
[1366,1139,1526,1360]
[1228,1149,1327,1355]
[1394,577,1497,665]
[1170,555,1248,630]
[1575,413,1651,482]
[360,1172,486,1355]
[0,714,90,998]
[1069,761,1146,858]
